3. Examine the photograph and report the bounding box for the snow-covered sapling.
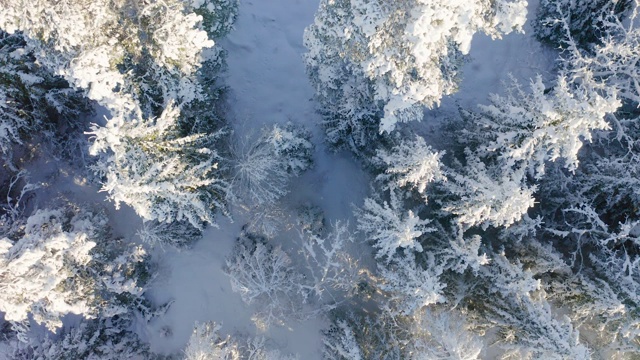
[184,321,240,360]
[224,232,306,330]
[231,123,313,205]
[8,316,150,360]
[298,221,361,306]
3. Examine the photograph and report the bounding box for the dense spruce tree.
[304,0,528,155]
[0,0,238,226]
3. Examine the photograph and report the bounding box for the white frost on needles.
[0,209,96,331]
[305,0,528,135]
[376,135,445,194]
[357,189,434,261]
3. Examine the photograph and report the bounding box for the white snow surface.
[144,0,555,358]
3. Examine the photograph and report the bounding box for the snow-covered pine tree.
[377,251,445,316]
[136,219,203,249]
[536,0,632,50]
[466,248,591,359]
[442,74,618,230]
[431,75,619,356]
[528,9,640,355]
[0,0,229,117]
[323,306,484,359]
[313,3,640,358]
[410,309,484,359]
[545,5,640,226]
[509,236,640,358]
[323,317,365,360]
[0,31,91,169]
[304,0,528,153]
[0,0,238,229]
[442,151,537,231]
[356,188,434,261]
[195,0,239,40]
[88,102,229,230]
[374,135,445,195]
[468,76,618,178]
[322,310,404,360]
[7,316,150,360]
[0,205,148,337]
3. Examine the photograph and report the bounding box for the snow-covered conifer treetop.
[305,0,528,133]
[0,0,217,117]
[376,135,445,194]
[0,207,146,333]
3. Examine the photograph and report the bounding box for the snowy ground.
[144,0,556,357]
